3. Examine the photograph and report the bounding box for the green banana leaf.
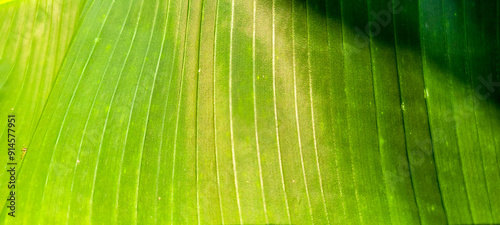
[1,0,499,224]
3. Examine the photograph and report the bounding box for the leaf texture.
[1,0,499,224]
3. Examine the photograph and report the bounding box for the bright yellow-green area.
[0,0,86,222]
[0,0,14,5]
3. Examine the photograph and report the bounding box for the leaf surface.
[1,0,499,224]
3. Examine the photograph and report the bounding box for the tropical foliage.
[1,0,499,224]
